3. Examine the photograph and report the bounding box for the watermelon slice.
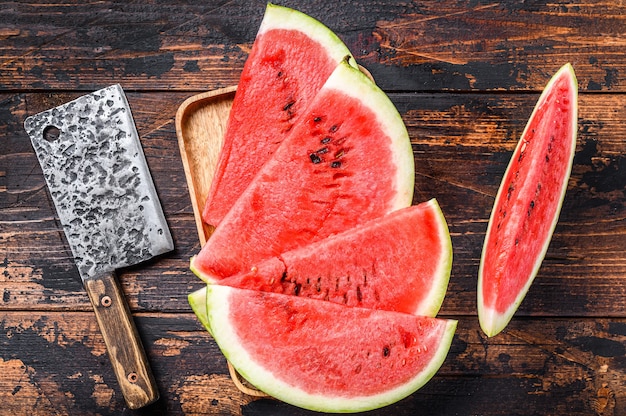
[191,60,415,282]
[205,285,457,413]
[218,199,452,316]
[478,63,578,337]
[202,4,356,227]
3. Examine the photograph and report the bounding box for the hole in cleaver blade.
[24,84,174,281]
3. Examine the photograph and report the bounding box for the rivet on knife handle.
[84,271,159,409]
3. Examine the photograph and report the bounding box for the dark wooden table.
[1,1,625,415]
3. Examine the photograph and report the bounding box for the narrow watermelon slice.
[202,4,356,227]
[478,63,578,337]
[206,285,456,413]
[191,60,415,282]
[218,199,451,316]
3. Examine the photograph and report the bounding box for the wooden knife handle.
[84,271,159,409]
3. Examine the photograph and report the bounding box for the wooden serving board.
[175,86,237,246]
[175,86,270,398]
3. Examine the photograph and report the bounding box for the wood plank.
[0,311,624,414]
[0,1,625,92]
[2,91,625,317]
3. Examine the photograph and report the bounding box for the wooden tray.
[175,86,269,398]
[175,86,236,246]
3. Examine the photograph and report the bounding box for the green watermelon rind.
[260,4,358,70]
[188,286,211,334]
[477,63,578,337]
[205,284,457,413]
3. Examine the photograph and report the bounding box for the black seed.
[321,137,331,144]
[383,346,390,357]
[313,116,322,122]
[309,153,322,164]
[281,271,288,282]
[515,238,520,245]
[356,286,362,302]
[277,71,283,78]
[546,154,550,162]
[294,283,301,296]
[283,101,295,111]
[329,124,338,132]
[331,161,341,168]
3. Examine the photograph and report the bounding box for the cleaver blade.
[24,84,173,409]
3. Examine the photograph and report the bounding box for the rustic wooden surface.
[1,1,625,415]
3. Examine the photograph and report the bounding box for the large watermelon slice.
[218,199,452,316]
[191,60,415,282]
[478,63,578,337]
[202,4,356,227]
[205,285,456,413]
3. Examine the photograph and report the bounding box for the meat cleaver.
[24,85,173,409]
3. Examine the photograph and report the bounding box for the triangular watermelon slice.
[205,285,457,413]
[217,199,452,316]
[202,4,357,227]
[478,63,578,337]
[191,60,415,282]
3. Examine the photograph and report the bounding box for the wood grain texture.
[1,0,625,413]
[0,312,624,415]
[0,1,625,92]
[84,272,159,409]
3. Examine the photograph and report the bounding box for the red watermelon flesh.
[206,285,457,413]
[191,60,415,282]
[478,64,578,337]
[218,199,452,317]
[202,4,355,227]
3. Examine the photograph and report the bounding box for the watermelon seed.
[277,71,282,78]
[250,266,258,273]
[313,116,322,122]
[283,101,295,111]
[329,125,338,132]
[316,147,329,154]
[320,137,331,144]
[354,364,362,374]
[281,272,288,282]
[331,161,342,168]
[356,286,362,302]
[402,359,406,366]
[334,149,345,159]
[269,277,275,285]
[294,283,301,296]
[309,153,322,164]
[507,184,515,200]
[383,346,390,357]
